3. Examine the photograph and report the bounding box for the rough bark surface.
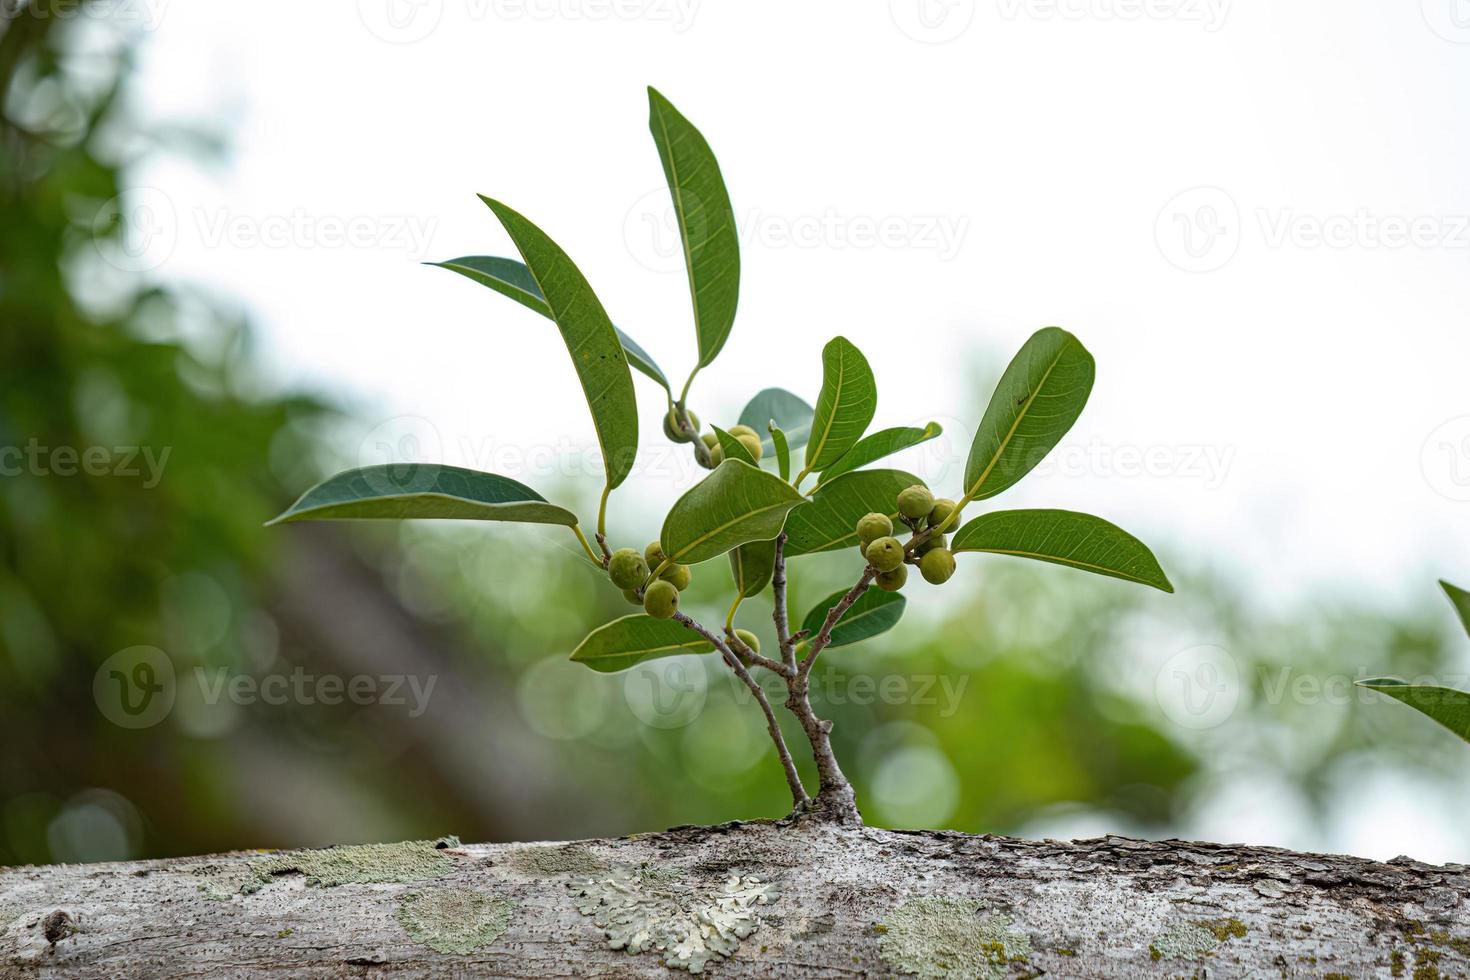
[3,820,1469,978]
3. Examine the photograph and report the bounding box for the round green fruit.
[928,498,962,529]
[916,533,947,557]
[919,548,957,585]
[707,442,725,466]
[736,433,764,461]
[897,485,936,521]
[855,512,894,548]
[733,628,761,655]
[727,424,759,439]
[865,536,905,572]
[877,565,908,592]
[663,408,700,444]
[645,541,667,566]
[622,588,643,605]
[608,547,648,590]
[660,563,693,591]
[643,579,680,619]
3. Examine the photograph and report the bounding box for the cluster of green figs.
[661,409,763,468]
[859,485,960,590]
[606,541,693,620]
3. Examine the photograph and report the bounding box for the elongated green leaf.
[268,465,578,527]
[648,87,739,369]
[816,422,943,487]
[1442,581,1470,640]
[661,459,805,565]
[480,200,640,490]
[770,424,791,482]
[1356,679,1470,744]
[951,509,1172,592]
[729,539,777,599]
[800,586,906,650]
[965,327,1094,501]
[784,469,924,557]
[432,255,671,393]
[739,388,814,454]
[571,615,715,673]
[804,337,877,475]
[711,425,757,466]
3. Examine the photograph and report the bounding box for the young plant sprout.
[269,87,1174,823]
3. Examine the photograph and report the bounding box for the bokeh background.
[4,0,1470,867]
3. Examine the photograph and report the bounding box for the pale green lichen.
[186,861,261,900]
[1149,922,1220,962]
[505,844,608,878]
[396,886,515,955]
[572,867,779,973]
[876,897,1031,980]
[252,836,459,888]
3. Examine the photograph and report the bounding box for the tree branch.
[798,566,877,682]
[770,533,796,673]
[673,612,809,809]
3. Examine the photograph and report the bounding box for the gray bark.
[3,820,1468,978]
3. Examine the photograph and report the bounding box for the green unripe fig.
[708,442,725,466]
[643,579,680,619]
[916,533,947,557]
[663,408,700,444]
[865,536,905,572]
[928,498,962,529]
[727,424,759,439]
[733,628,761,655]
[897,485,936,521]
[855,512,894,548]
[701,432,719,449]
[876,565,908,592]
[736,433,764,461]
[645,541,667,566]
[919,548,957,585]
[608,547,649,590]
[660,562,693,591]
[622,588,643,605]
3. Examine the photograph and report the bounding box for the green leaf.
[964,327,1094,501]
[770,424,791,482]
[784,469,924,557]
[729,539,777,599]
[660,459,805,565]
[711,425,757,466]
[268,465,578,527]
[648,87,740,370]
[432,255,671,393]
[799,587,905,649]
[1442,581,1470,640]
[739,388,814,454]
[1356,679,1470,744]
[951,509,1173,592]
[479,200,640,490]
[804,337,877,475]
[571,614,715,673]
[816,422,943,487]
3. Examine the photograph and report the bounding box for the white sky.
[102,0,1470,859]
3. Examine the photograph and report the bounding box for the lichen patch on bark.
[395,886,515,955]
[572,866,780,973]
[250,835,460,888]
[875,897,1031,979]
[504,844,609,878]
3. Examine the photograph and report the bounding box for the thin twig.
[798,566,877,681]
[674,612,809,808]
[771,533,797,674]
